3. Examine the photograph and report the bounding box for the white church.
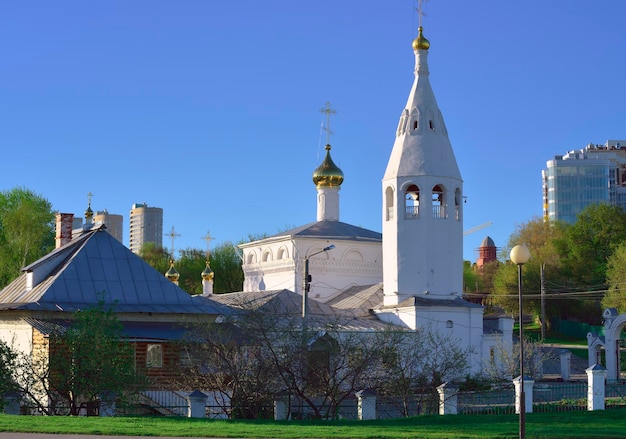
[210,25,513,375]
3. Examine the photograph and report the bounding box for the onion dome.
[201,260,214,281]
[412,26,430,51]
[165,260,180,282]
[84,204,93,223]
[312,144,344,188]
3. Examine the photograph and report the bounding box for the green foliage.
[603,241,626,312]
[139,242,170,274]
[0,187,55,288]
[139,241,243,295]
[557,204,626,288]
[0,340,19,410]
[47,296,148,415]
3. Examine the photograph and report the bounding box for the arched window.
[385,186,395,221]
[432,184,446,219]
[405,185,420,219]
[262,250,272,262]
[454,188,462,221]
[277,247,288,260]
[246,253,257,265]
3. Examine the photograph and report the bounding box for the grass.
[1,409,626,438]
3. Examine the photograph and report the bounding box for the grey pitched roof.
[210,289,392,331]
[0,225,233,316]
[265,221,381,243]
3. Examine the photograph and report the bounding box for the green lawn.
[1,409,626,438]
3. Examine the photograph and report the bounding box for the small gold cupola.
[165,259,180,284]
[312,144,344,188]
[201,260,214,281]
[412,26,430,51]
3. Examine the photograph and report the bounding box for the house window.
[146,344,163,368]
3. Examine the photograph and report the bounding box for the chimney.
[55,213,74,248]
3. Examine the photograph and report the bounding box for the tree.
[0,187,55,288]
[15,297,147,415]
[139,241,243,295]
[603,241,626,312]
[557,204,626,288]
[490,217,568,323]
[377,327,470,416]
[209,241,243,293]
[174,298,386,420]
[0,340,19,411]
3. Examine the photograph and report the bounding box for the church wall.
[0,317,34,357]
[241,237,382,301]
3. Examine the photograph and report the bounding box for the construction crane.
[463,221,493,236]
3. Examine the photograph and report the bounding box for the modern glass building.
[543,140,626,224]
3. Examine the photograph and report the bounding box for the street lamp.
[302,244,335,322]
[510,244,530,439]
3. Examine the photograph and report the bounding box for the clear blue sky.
[2,1,625,261]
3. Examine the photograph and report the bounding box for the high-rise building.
[93,209,123,243]
[129,203,163,254]
[542,140,626,224]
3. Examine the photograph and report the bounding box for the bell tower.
[381,25,463,306]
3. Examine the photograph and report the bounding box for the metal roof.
[262,220,382,243]
[0,226,233,316]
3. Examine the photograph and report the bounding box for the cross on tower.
[416,0,427,27]
[319,101,337,145]
[86,192,93,207]
[202,230,214,260]
[167,226,181,260]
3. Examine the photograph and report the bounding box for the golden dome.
[312,144,344,188]
[412,26,430,51]
[165,260,180,282]
[201,261,214,281]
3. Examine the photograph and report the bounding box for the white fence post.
[355,389,376,420]
[274,395,289,420]
[586,364,607,411]
[187,390,207,418]
[513,376,534,414]
[560,349,572,381]
[436,382,458,415]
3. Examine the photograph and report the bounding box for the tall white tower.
[381,26,463,306]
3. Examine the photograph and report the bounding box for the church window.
[404,185,420,219]
[446,320,453,328]
[432,185,446,219]
[246,253,257,265]
[385,187,395,221]
[454,188,461,221]
[429,119,435,130]
[262,250,272,262]
[146,344,163,368]
[277,247,287,260]
[413,120,418,130]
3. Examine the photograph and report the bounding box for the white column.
[560,349,572,381]
[355,389,376,420]
[436,382,458,415]
[274,396,289,420]
[586,364,607,411]
[513,376,534,414]
[187,390,207,418]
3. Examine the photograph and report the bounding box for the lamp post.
[510,244,530,439]
[302,244,335,327]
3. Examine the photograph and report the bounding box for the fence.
[7,370,626,420]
